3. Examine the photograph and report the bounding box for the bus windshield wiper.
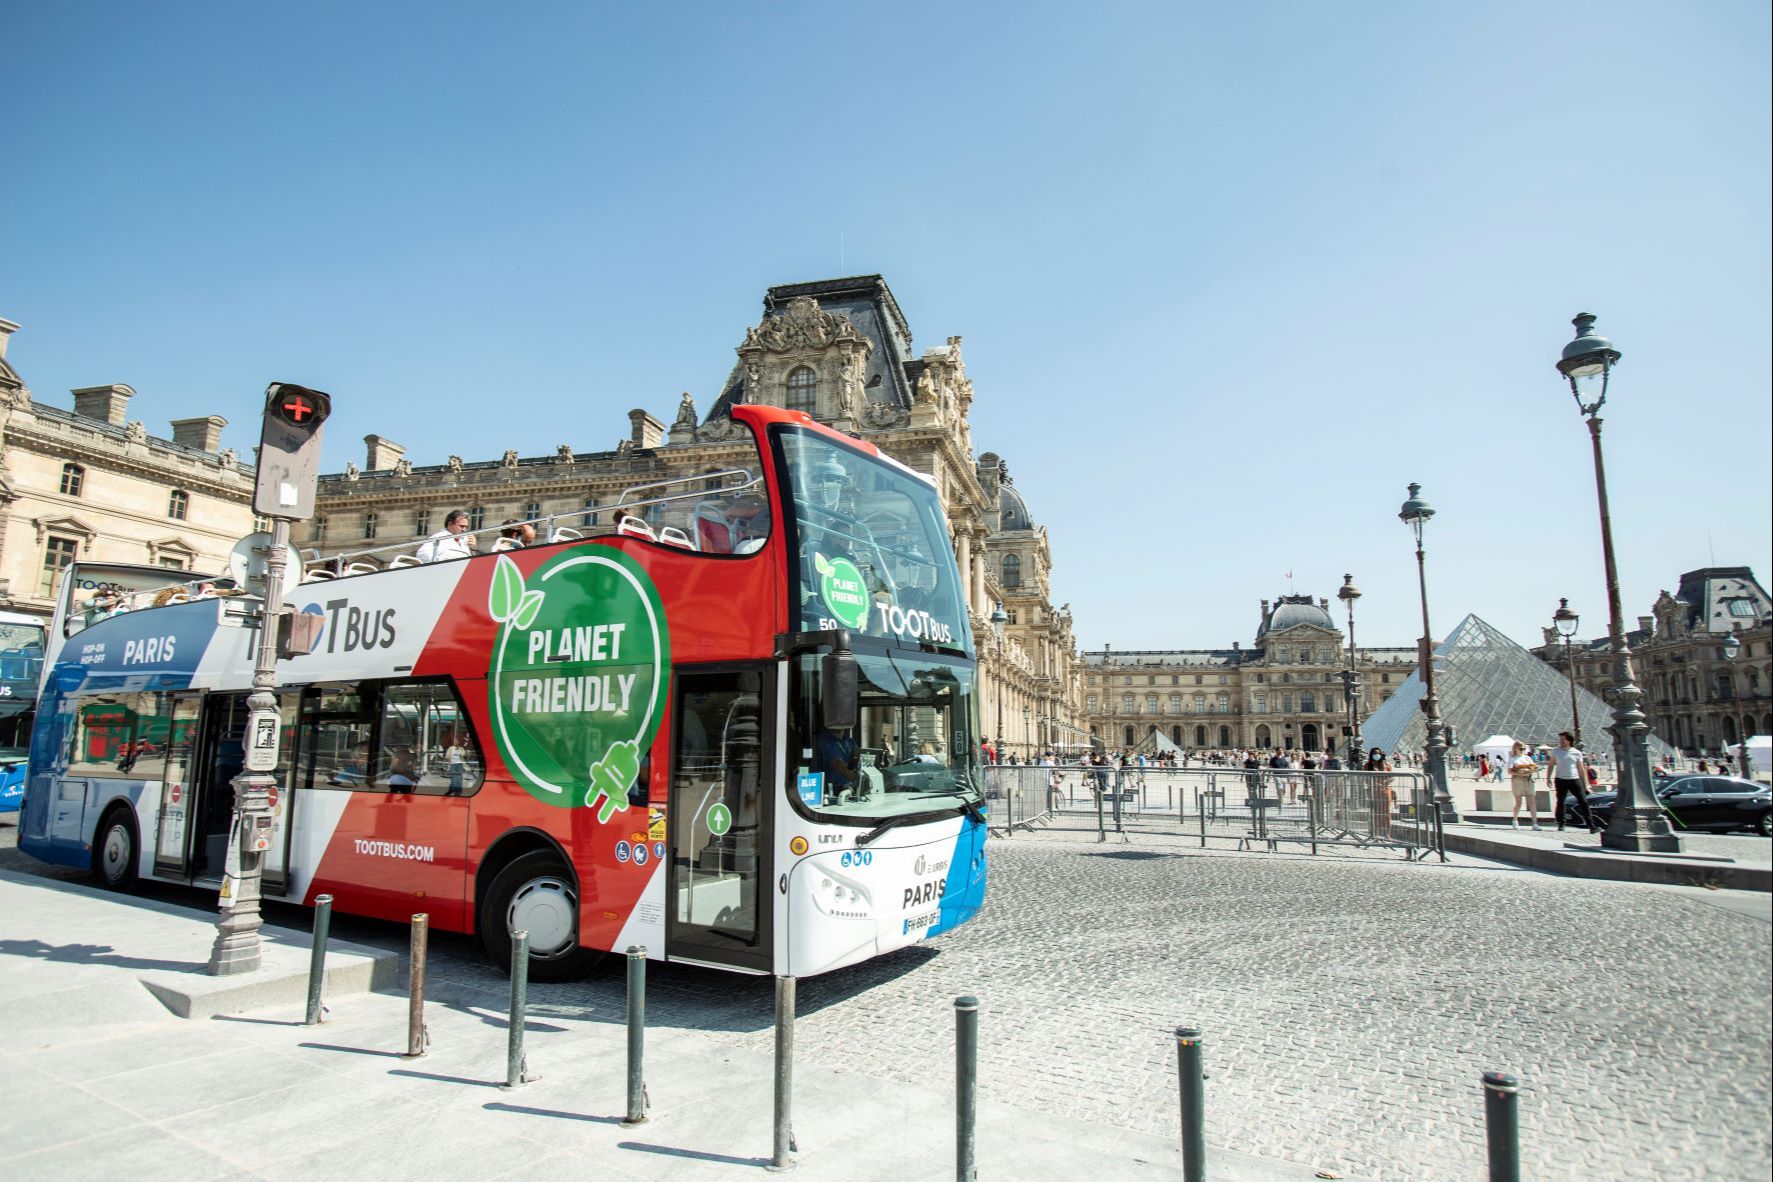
[858,794,984,846]
[856,814,918,848]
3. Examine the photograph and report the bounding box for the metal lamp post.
[1557,313,1678,851]
[1398,484,1456,820]
[1553,599,1583,746]
[1337,574,1363,767]
[1723,633,1755,782]
[1023,705,1032,758]
[990,603,1007,757]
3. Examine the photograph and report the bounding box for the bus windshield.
[792,649,983,821]
[778,427,971,652]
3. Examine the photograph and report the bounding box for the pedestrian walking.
[1548,731,1595,833]
[1507,740,1541,830]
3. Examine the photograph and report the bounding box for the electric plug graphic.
[586,740,640,823]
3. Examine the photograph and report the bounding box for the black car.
[1582,774,1772,835]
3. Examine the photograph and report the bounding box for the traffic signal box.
[253,382,332,520]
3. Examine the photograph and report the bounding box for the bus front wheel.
[92,807,139,891]
[479,851,602,982]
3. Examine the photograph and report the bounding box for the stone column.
[955,532,972,617]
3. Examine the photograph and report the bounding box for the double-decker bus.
[19,404,987,979]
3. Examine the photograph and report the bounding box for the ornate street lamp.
[1723,633,1754,782]
[1557,313,1678,851]
[1337,574,1363,767]
[1399,484,1456,820]
[1553,598,1583,746]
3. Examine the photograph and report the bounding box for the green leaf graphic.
[586,739,641,822]
[513,589,544,629]
[489,554,523,622]
[813,553,832,576]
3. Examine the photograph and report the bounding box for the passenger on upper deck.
[417,510,475,563]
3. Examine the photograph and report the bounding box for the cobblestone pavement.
[4,821,1768,1180]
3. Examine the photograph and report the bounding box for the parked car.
[1582,775,1772,836]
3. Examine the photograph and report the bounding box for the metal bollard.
[403,913,428,1058]
[304,894,332,1025]
[956,996,979,1182]
[504,930,533,1088]
[1482,1071,1520,1182]
[1177,1026,1205,1181]
[768,975,797,1171]
[623,946,647,1125]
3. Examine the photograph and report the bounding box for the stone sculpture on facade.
[554,444,575,465]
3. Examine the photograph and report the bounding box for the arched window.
[1123,725,1135,746]
[1002,554,1022,588]
[1195,725,1207,746]
[60,463,86,497]
[1171,726,1182,745]
[1218,725,1232,746]
[167,489,189,521]
[1255,724,1271,748]
[785,366,817,413]
[363,512,379,540]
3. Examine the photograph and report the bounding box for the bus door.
[152,694,205,878]
[183,691,299,894]
[666,666,773,973]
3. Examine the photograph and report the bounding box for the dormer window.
[785,366,817,414]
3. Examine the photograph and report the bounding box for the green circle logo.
[486,551,670,820]
[814,552,871,631]
[707,802,732,836]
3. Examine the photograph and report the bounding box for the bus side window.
[300,686,377,792]
[378,681,483,796]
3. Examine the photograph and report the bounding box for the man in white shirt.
[416,510,474,563]
[1548,731,1595,833]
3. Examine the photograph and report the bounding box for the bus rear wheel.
[479,851,602,982]
[92,807,139,891]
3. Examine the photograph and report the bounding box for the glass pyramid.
[1360,613,1675,761]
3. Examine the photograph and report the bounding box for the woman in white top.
[1507,740,1541,830]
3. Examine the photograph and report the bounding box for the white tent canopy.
[1724,735,1771,766]
[1471,734,1517,761]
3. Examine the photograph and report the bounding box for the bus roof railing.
[299,467,764,577]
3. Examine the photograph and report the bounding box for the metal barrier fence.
[986,764,1443,860]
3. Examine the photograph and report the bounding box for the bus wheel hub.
[508,876,576,957]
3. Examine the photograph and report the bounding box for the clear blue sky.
[6,1,1768,652]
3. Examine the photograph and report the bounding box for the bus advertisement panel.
[19,405,986,980]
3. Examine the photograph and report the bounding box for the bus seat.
[616,515,656,541]
[302,569,336,583]
[342,562,379,576]
[388,554,422,569]
[548,527,583,542]
[693,502,735,554]
[659,526,693,549]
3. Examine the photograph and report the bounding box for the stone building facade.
[0,318,259,622]
[1081,594,1418,754]
[1533,567,1773,755]
[293,276,1088,753]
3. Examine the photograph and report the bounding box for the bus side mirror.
[821,646,858,731]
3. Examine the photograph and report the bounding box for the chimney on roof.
[0,317,18,360]
[629,409,665,450]
[1638,616,1654,634]
[364,434,405,471]
[170,415,227,452]
[72,383,135,425]
[1320,597,1329,609]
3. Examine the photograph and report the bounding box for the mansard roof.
[707,274,918,420]
[1668,567,1771,634]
